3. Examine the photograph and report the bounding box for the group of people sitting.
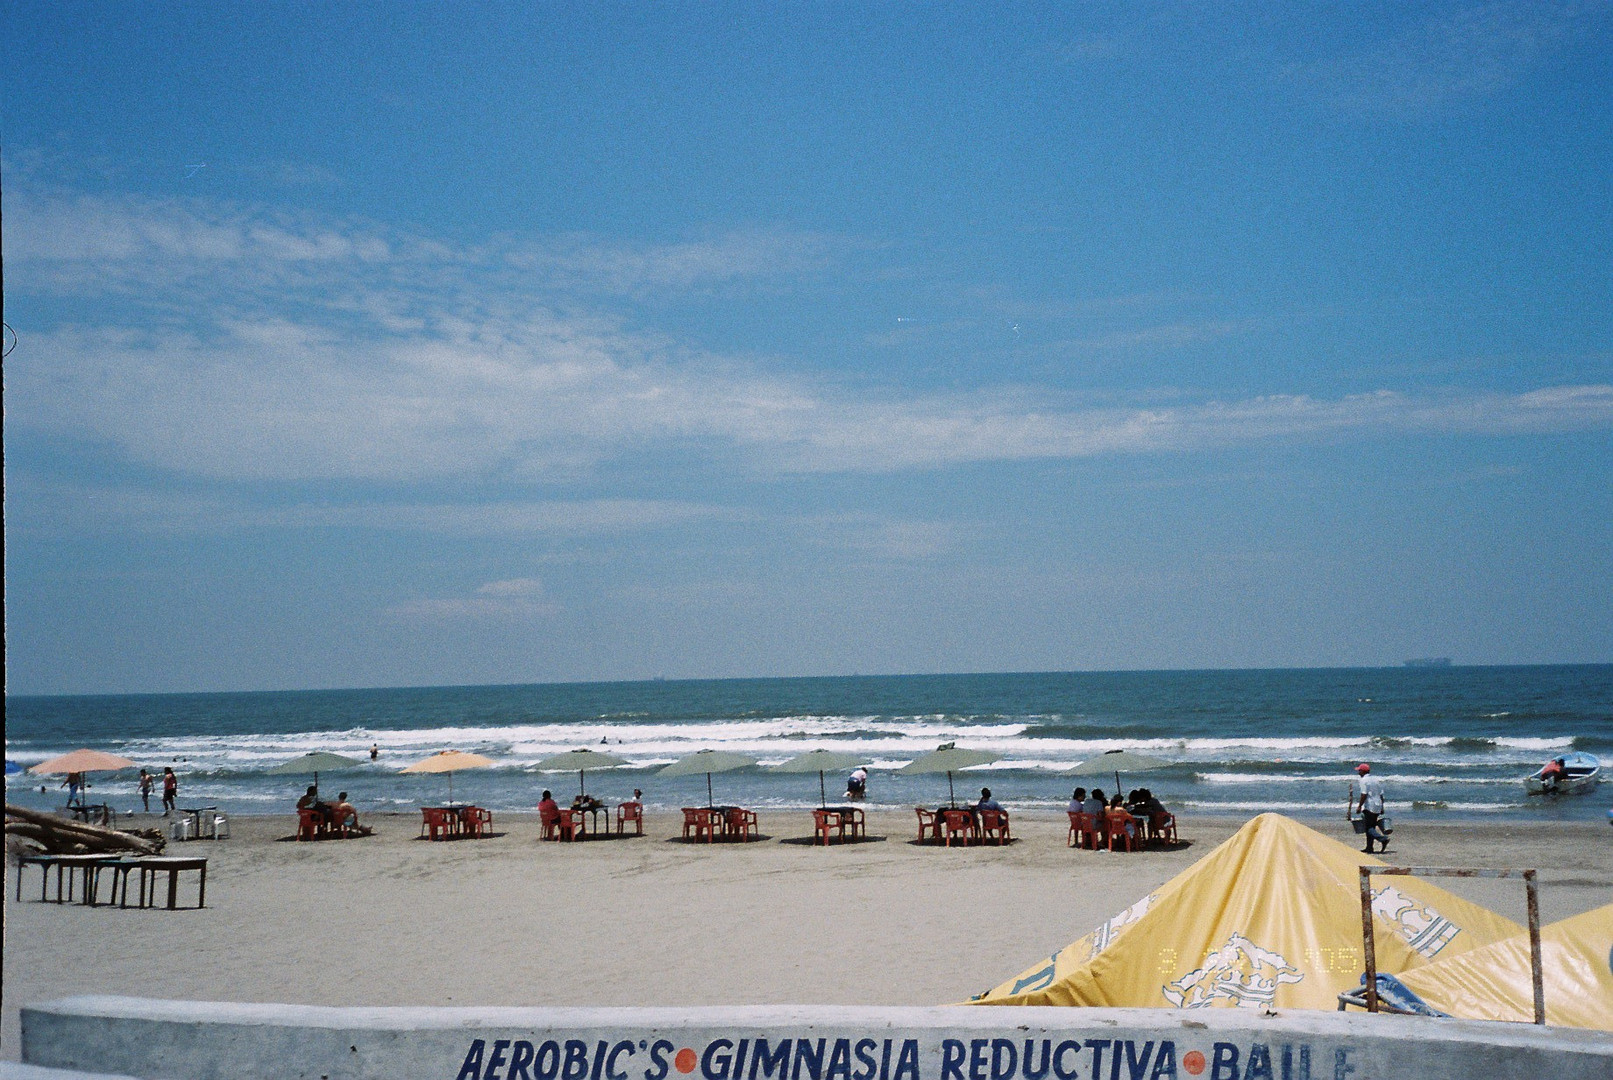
[296,786,372,836]
[537,788,643,839]
[1065,786,1170,847]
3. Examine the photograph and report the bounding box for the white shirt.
[1359,774,1385,814]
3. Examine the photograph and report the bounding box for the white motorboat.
[1524,751,1600,796]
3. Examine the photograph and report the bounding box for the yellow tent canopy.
[973,813,1522,1012]
[1396,903,1613,1029]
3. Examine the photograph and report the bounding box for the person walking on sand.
[138,769,154,812]
[62,772,85,807]
[161,766,178,816]
[1356,763,1391,854]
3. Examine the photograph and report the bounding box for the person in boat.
[1355,763,1391,854]
[1539,757,1567,794]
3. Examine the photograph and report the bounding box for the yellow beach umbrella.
[401,750,495,804]
[29,749,138,774]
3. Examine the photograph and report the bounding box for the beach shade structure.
[533,748,628,798]
[29,749,138,775]
[400,750,495,805]
[972,813,1522,1012]
[1397,903,1613,1029]
[265,751,364,787]
[1067,749,1168,796]
[768,750,871,807]
[897,743,1000,807]
[658,750,757,807]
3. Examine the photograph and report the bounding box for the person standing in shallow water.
[161,766,178,816]
[138,769,154,812]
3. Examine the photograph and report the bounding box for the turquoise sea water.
[6,666,1611,823]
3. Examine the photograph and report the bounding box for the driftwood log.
[4,803,164,856]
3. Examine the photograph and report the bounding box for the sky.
[3,2,1610,695]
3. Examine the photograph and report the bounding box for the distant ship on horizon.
[1403,657,1453,668]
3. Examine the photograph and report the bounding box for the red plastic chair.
[1149,810,1178,846]
[843,807,865,840]
[941,809,976,847]
[460,806,492,838]
[558,808,586,842]
[979,808,1011,845]
[682,807,716,843]
[1104,808,1140,852]
[914,807,939,844]
[539,803,562,841]
[418,808,452,841]
[1067,810,1099,849]
[298,808,327,841]
[812,808,843,846]
[725,807,758,842]
[617,801,644,836]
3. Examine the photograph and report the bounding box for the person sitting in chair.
[538,789,561,839]
[976,787,1004,814]
[296,785,331,817]
[329,792,372,836]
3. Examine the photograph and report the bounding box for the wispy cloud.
[388,577,559,621]
[3,482,737,538]
[1288,2,1598,116]
[7,188,1611,491]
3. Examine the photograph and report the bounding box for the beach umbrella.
[533,748,628,797]
[658,750,756,808]
[266,751,364,787]
[401,750,495,804]
[5,760,24,776]
[768,749,871,807]
[1067,749,1169,797]
[29,749,138,775]
[897,743,1000,807]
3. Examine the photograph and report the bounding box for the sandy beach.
[5,809,1610,1058]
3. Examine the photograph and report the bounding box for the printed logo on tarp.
[1370,884,1460,959]
[1160,933,1304,1008]
[1087,892,1157,961]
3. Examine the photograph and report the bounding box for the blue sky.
[4,2,1610,694]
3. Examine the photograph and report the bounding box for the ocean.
[5,666,1611,824]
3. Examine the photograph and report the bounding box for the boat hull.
[1523,751,1601,796]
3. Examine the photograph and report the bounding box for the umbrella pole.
[947,771,956,808]
[707,772,714,808]
[819,770,827,808]
[1115,770,1121,798]
[449,771,454,805]
[579,769,586,798]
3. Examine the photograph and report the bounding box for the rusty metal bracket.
[1358,864,1544,1024]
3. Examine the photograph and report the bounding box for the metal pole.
[1526,869,1544,1025]
[1359,866,1379,1013]
[818,770,827,808]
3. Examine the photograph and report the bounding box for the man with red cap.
[1355,763,1390,854]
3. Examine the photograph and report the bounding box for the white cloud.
[1291,2,1595,115]
[7,187,1611,489]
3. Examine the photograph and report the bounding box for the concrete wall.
[21,997,1613,1080]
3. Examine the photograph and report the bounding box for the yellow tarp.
[1397,903,1613,1029]
[973,813,1522,1012]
